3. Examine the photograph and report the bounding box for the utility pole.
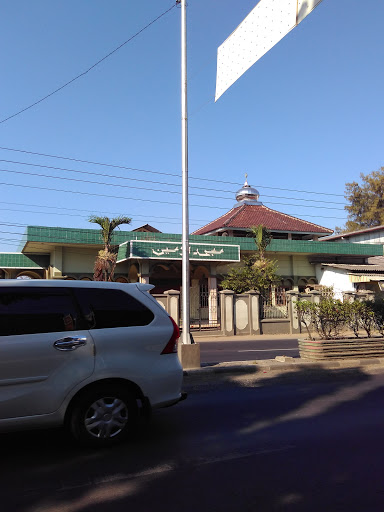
[180,0,191,345]
[177,0,200,368]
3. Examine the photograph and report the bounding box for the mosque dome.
[235,175,262,207]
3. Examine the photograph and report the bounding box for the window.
[74,288,154,329]
[0,288,82,337]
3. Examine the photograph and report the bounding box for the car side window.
[74,288,154,329]
[0,288,82,336]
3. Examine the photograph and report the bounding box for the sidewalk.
[191,332,301,342]
[184,356,384,375]
[183,357,384,385]
[183,331,384,380]
[184,332,384,377]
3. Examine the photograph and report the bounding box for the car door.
[0,286,95,419]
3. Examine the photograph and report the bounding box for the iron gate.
[260,286,289,319]
[181,281,221,330]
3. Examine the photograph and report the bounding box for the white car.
[0,280,185,446]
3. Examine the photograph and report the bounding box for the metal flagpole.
[180,0,191,344]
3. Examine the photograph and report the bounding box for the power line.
[0,180,226,208]
[0,168,185,197]
[0,200,208,223]
[0,159,349,206]
[0,208,347,225]
[0,200,347,222]
[0,4,177,125]
[0,146,181,178]
[0,179,347,211]
[0,167,225,200]
[0,167,348,206]
[0,206,202,226]
[0,158,181,189]
[0,146,346,197]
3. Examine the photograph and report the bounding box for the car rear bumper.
[153,391,187,409]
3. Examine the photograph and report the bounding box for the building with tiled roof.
[318,226,384,295]
[321,225,384,244]
[0,182,383,334]
[131,224,161,233]
[192,178,333,239]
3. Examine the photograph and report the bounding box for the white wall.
[344,229,384,244]
[315,265,355,300]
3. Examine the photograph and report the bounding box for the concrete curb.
[183,356,384,377]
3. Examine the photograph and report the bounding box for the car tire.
[68,385,138,447]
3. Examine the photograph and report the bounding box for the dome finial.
[235,174,262,207]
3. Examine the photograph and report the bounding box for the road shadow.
[2,364,384,511]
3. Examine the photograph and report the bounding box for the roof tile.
[191,204,333,235]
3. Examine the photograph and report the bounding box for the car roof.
[0,280,154,292]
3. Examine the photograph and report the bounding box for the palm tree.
[89,215,131,281]
[250,224,273,261]
[221,225,278,295]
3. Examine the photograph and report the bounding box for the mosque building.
[192,176,332,240]
[0,177,382,331]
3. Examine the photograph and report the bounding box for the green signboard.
[128,240,240,262]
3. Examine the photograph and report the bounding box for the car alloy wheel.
[85,396,129,439]
[68,385,138,446]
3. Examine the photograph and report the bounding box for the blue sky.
[0,0,383,251]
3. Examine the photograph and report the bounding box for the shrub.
[344,300,363,338]
[295,300,315,341]
[313,298,347,339]
[358,300,376,338]
[295,296,378,340]
[220,256,280,296]
[295,298,347,340]
[369,297,384,336]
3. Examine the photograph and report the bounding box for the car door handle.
[54,337,87,351]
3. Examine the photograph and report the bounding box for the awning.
[349,274,384,283]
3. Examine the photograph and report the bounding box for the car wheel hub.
[84,397,128,439]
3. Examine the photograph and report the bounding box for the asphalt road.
[199,337,300,363]
[2,366,384,511]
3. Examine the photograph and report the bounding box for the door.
[0,287,95,419]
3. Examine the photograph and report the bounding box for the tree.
[249,224,273,261]
[221,225,280,295]
[220,255,280,296]
[336,167,384,233]
[89,215,131,281]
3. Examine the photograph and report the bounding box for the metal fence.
[188,282,221,331]
[260,286,289,319]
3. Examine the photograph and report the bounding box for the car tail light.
[161,316,180,354]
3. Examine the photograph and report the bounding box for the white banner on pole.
[215,0,324,101]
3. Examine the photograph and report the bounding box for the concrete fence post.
[234,293,250,335]
[308,290,322,304]
[208,276,218,325]
[286,290,300,334]
[247,290,261,335]
[153,294,167,310]
[164,289,180,326]
[220,290,235,336]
